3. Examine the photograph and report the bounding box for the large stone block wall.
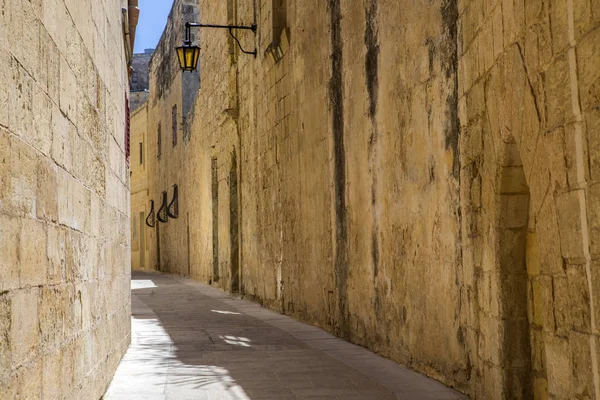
[458,0,600,398]
[0,0,131,398]
[140,0,600,398]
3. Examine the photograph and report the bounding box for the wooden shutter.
[125,94,131,165]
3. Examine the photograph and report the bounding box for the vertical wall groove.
[365,0,380,280]
[329,0,349,337]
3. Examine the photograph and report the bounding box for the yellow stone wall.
[0,0,131,397]
[139,0,600,398]
[457,0,600,398]
[130,102,149,271]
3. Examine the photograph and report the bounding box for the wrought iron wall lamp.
[176,21,257,72]
[157,192,169,223]
[167,184,179,219]
[145,200,156,228]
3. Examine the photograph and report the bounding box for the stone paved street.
[104,271,468,400]
[105,272,465,400]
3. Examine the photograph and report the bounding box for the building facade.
[134,0,600,399]
[130,49,153,111]
[130,102,149,271]
[0,0,135,398]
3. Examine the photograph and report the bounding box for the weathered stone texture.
[0,0,131,398]
[133,0,600,398]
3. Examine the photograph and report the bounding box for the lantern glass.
[176,43,200,71]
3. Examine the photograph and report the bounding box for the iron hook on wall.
[189,22,257,57]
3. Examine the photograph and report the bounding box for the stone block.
[594,0,600,23]
[57,170,73,228]
[9,136,38,217]
[0,128,8,207]
[530,276,545,328]
[587,107,600,182]
[59,339,75,394]
[566,264,592,332]
[42,350,62,399]
[552,275,572,335]
[19,5,40,80]
[47,224,65,284]
[531,329,547,375]
[0,215,20,291]
[18,359,42,398]
[29,89,53,156]
[19,218,47,288]
[9,64,34,139]
[89,154,107,198]
[59,56,77,122]
[65,230,84,283]
[550,0,569,55]
[492,6,504,60]
[11,288,39,366]
[556,190,585,262]
[538,128,568,190]
[577,26,600,111]
[0,293,11,372]
[545,335,571,398]
[564,122,590,189]
[503,0,524,46]
[38,287,63,348]
[589,183,600,258]
[569,330,594,397]
[544,54,571,130]
[90,193,102,238]
[593,260,600,335]
[72,183,91,233]
[51,104,73,171]
[481,363,504,399]
[36,158,58,222]
[526,231,541,276]
[572,0,594,40]
[4,0,23,62]
[0,50,12,129]
[534,198,563,274]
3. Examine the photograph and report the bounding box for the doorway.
[212,157,219,282]
[230,151,240,293]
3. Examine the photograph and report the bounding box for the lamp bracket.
[185,22,257,58]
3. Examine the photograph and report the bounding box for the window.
[157,123,162,159]
[139,142,143,165]
[172,105,178,147]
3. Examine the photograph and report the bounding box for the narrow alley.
[104,272,467,400]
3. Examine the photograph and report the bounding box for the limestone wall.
[131,102,149,271]
[0,0,131,398]
[140,0,600,398]
[458,0,600,398]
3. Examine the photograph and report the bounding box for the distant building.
[130,48,154,110]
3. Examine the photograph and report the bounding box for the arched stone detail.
[472,45,550,399]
